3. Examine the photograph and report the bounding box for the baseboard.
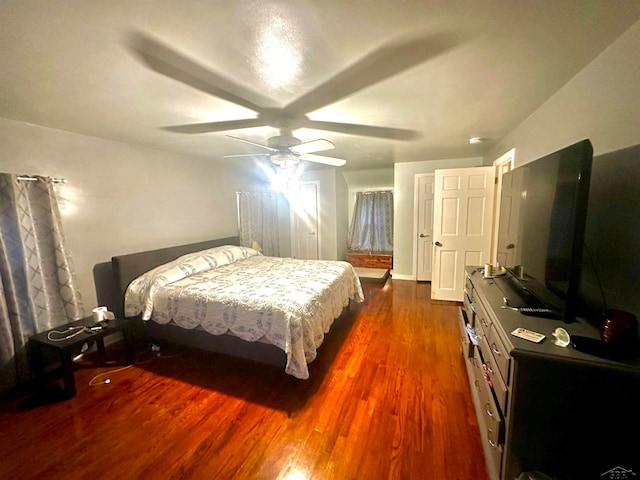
[389,272,414,281]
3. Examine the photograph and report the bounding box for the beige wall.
[334,171,350,261]
[486,19,640,165]
[300,168,348,261]
[0,118,270,309]
[392,157,483,279]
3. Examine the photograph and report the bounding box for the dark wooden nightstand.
[29,316,134,398]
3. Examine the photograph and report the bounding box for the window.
[347,190,393,253]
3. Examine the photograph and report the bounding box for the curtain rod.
[16,175,67,184]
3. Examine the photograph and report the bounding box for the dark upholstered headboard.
[111,236,240,315]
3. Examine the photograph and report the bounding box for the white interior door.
[432,166,495,302]
[491,148,515,265]
[291,182,319,260]
[496,166,523,267]
[415,174,435,281]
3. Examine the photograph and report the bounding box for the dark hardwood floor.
[0,279,488,480]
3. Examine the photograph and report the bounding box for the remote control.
[518,307,556,318]
[511,327,546,343]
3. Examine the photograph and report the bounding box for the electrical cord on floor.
[88,365,132,386]
[88,343,187,387]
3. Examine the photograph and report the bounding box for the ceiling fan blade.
[128,32,274,113]
[302,120,420,140]
[289,139,335,155]
[223,153,270,158]
[284,33,456,115]
[163,118,267,134]
[226,135,278,152]
[300,154,347,167]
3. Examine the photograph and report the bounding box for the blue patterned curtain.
[0,174,85,390]
[236,191,280,257]
[348,190,394,254]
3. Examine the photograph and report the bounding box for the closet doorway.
[290,181,319,260]
[414,174,435,281]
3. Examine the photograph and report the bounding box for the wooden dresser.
[345,252,392,269]
[460,266,640,480]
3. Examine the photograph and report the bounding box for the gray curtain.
[0,174,85,390]
[348,190,394,254]
[237,191,280,257]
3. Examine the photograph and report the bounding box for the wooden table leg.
[122,322,135,365]
[29,341,46,388]
[60,350,77,398]
[96,337,106,357]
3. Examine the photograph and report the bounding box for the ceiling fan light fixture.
[270,151,299,169]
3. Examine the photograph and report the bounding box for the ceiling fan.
[128,31,455,167]
[223,128,346,168]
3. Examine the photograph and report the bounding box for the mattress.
[125,246,364,378]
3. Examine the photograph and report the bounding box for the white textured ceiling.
[1,1,639,171]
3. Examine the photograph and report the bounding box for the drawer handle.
[491,343,502,356]
[482,365,494,388]
[484,403,493,418]
[487,429,497,448]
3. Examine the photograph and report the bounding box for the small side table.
[29,316,134,398]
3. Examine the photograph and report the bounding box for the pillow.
[125,245,260,319]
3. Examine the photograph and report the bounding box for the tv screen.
[579,143,640,321]
[496,139,593,322]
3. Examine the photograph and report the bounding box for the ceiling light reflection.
[278,466,310,480]
[260,161,302,194]
[54,183,78,217]
[256,14,302,89]
[259,161,318,228]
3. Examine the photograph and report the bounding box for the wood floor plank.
[0,280,488,480]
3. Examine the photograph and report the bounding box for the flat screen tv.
[579,143,640,320]
[495,139,593,322]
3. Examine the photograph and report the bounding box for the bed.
[112,237,364,379]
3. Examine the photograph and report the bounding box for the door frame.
[431,165,496,301]
[491,148,516,265]
[290,180,320,259]
[413,173,435,281]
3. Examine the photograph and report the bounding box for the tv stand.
[460,267,640,480]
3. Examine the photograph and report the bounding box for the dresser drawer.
[469,347,485,397]
[463,291,475,327]
[474,350,505,477]
[465,274,474,300]
[484,428,503,479]
[480,378,504,446]
[475,298,492,337]
[480,335,509,415]
[487,323,511,386]
[458,308,473,358]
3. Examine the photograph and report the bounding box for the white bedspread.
[125,246,364,379]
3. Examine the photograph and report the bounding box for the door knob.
[435,241,443,247]
[419,233,430,238]
[506,243,515,249]
[309,232,316,235]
